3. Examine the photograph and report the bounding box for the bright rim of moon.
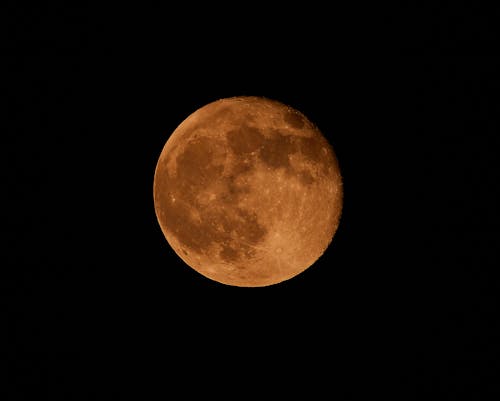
[153,96,343,287]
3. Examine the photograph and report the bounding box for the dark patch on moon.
[175,136,224,189]
[298,170,315,186]
[284,109,305,128]
[217,208,267,263]
[159,197,212,254]
[226,124,331,185]
[254,129,331,186]
[155,134,268,261]
[297,135,333,175]
[220,244,240,262]
[218,174,253,205]
[234,209,267,243]
[219,180,241,204]
[226,125,265,155]
[258,132,295,169]
[230,158,254,176]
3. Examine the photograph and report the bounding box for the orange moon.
[153,96,343,287]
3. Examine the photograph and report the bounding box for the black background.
[4,3,499,400]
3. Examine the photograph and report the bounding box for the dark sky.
[4,3,499,400]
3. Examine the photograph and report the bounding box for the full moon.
[153,96,343,287]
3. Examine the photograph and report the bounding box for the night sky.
[5,3,499,400]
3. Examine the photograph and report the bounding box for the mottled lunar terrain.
[154,96,343,287]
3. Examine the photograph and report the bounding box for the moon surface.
[153,96,343,287]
